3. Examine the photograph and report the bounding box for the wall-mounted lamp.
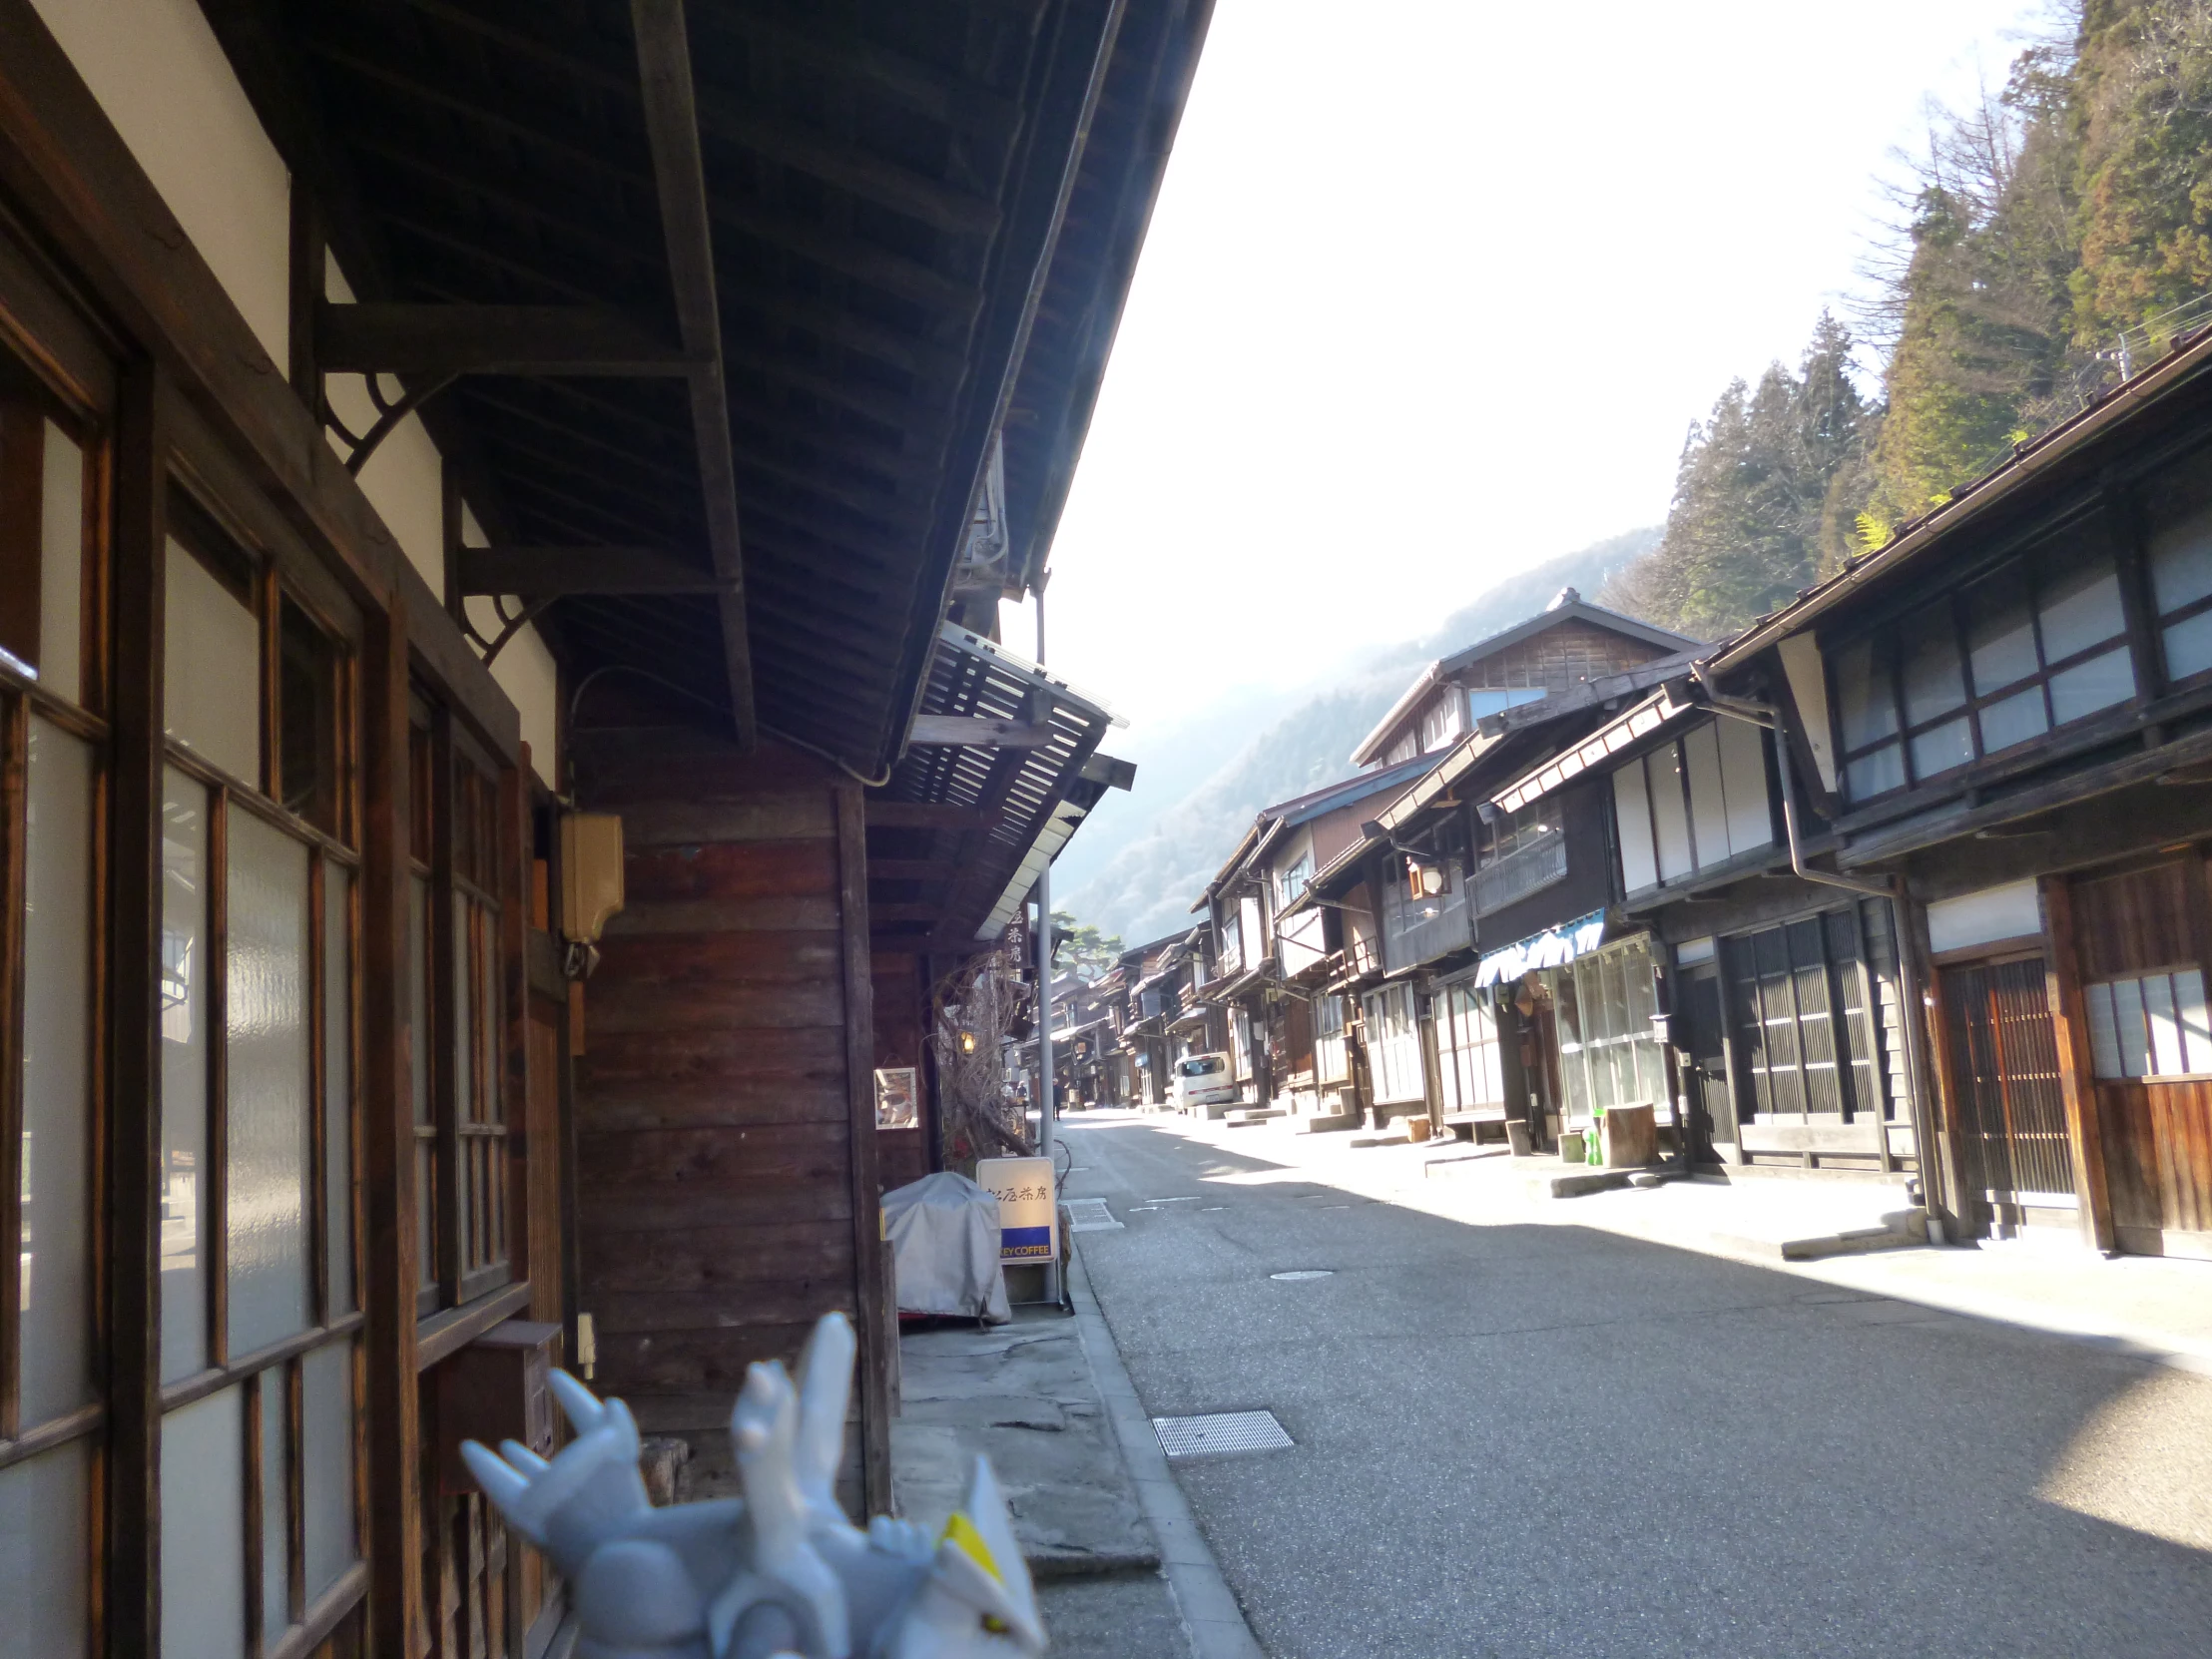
[959,1029,977,1054]
[560,812,626,979]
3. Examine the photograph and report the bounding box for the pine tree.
[1603,315,1871,635]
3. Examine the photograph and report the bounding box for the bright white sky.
[1010,0,2056,736]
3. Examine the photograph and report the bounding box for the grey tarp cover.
[882,1171,1011,1323]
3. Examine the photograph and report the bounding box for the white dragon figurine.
[462,1314,1046,1659]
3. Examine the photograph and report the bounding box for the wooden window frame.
[409,702,514,1321]
[157,477,368,1659]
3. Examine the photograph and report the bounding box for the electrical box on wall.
[437,1319,562,1495]
[560,812,626,944]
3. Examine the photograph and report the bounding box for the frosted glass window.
[1900,611,1966,726]
[2162,610,2212,682]
[227,811,311,1357]
[1716,716,1772,855]
[161,770,211,1381]
[2085,970,2212,1079]
[1612,763,1657,893]
[261,1370,290,1639]
[302,1341,358,1599]
[2149,505,2212,615]
[1684,723,1728,872]
[1910,718,1972,782]
[2036,559,2125,663]
[2047,648,2134,725]
[0,1438,90,1659]
[20,717,94,1426]
[164,537,261,785]
[38,420,83,706]
[1977,686,2048,754]
[325,866,354,1315]
[161,1386,247,1659]
[1834,638,1896,749]
[1647,744,1693,881]
[1966,567,2038,694]
[1846,741,1905,801]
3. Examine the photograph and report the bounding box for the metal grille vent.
[1065,1199,1122,1232]
[1152,1410,1294,1459]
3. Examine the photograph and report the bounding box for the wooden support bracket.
[455,546,731,597]
[315,301,695,377]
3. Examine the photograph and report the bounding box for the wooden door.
[1939,957,2075,1213]
[2065,860,2212,1258]
[1679,966,1737,1158]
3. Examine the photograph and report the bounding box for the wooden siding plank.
[605,895,842,935]
[624,839,840,902]
[617,797,836,846]
[584,978,844,1034]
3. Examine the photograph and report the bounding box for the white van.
[1172,1052,1239,1115]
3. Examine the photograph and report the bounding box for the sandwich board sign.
[975,1156,1057,1263]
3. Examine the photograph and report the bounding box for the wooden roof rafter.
[631,0,756,745]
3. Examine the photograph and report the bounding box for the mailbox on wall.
[437,1319,563,1494]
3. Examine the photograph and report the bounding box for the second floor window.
[1419,692,1464,753]
[1274,851,1313,907]
[1832,539,2136,803]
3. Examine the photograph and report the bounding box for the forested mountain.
[1606,0,2212,635]
[1061,528,1660,944]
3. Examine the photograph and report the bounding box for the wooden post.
[835,782,891,1515]
[2039,875,2116,1254]
[361,583,424,1653]
[106,356,167,1658]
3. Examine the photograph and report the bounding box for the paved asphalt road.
[1061,1114,2212,1659]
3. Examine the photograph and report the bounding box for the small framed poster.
[873,1067,918,1129]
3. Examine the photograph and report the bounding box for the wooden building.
[1689,326,2212,1258]
[1291,599,1694,1137]
[0,2,1208,1656]
[1191,760,1431,1124]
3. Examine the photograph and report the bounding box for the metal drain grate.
[1064,1198,1122,1232]
[1152,1410,1294,1459]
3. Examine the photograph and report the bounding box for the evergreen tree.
[1603,315,1870,636]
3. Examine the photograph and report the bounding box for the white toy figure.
[463,1314,1045,1659]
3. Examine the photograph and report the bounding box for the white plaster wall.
[321,257,447,592]
[460,508,560,791]
[31,0,290,368]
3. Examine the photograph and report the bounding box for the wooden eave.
[201,0,1207,775]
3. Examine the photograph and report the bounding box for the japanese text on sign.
[975,1156,1056,1263]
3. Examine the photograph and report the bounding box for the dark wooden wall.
[573,735,891,1510]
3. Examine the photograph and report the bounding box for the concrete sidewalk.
[1126,1107,2212,1377]
[892,1289,1265,1657]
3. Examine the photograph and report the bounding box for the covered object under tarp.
[883,1173,1012,1323]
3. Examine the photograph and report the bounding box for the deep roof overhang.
[211,0,1214,775]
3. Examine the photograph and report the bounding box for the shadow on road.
[1061,1113,2212,1659]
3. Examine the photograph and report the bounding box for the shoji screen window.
[158,504,363,1657]
[1435,983,1505,1114]
[0,377,103,1659]
[1314,995,1349,1086]
[408,706,512,1316]
[1830,538,2137,803]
